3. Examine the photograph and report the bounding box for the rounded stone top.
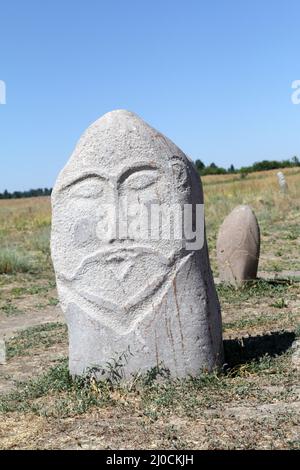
[52,109,198,197]
[103,108,134,116]
[89,109,140,129]
[230,204,254,213]
[218,205,259,234]
[96,108,137,119]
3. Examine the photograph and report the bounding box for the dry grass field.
[0,167,299,449]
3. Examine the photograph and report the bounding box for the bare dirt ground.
[1,305,63,339]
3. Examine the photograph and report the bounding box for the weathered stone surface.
[51,109,223,379]
[216,205,260,286]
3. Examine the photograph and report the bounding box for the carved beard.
[57,246,193,334]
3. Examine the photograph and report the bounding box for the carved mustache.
[57,245,177,283]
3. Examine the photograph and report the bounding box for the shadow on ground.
[224,330,296,368]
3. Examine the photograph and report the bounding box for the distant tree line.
[0,156,299,198]
[0,187,52,199]
[195,156,300,176]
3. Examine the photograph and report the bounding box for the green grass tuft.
[0,248,36,274]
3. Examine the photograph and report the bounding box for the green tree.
[195,159,205,172]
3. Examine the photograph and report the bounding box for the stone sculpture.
[51,110,223,378]
[216,205,260,286]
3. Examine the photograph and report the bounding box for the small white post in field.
[277,171,288,193]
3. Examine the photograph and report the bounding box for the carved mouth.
[62,245,173,279]
[58,245,174,312]
[104,247,153,263]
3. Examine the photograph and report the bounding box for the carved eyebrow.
[60,172,109,191]
[118,164,158,187]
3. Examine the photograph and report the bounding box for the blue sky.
[1,0,300,192]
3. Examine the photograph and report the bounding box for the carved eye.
[125,171,158,190]
[171,163,188,189]
[70,179,104,199]
[73,218,96,245]
[168,155,190,192]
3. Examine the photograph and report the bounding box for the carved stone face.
[51,110,202,332]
